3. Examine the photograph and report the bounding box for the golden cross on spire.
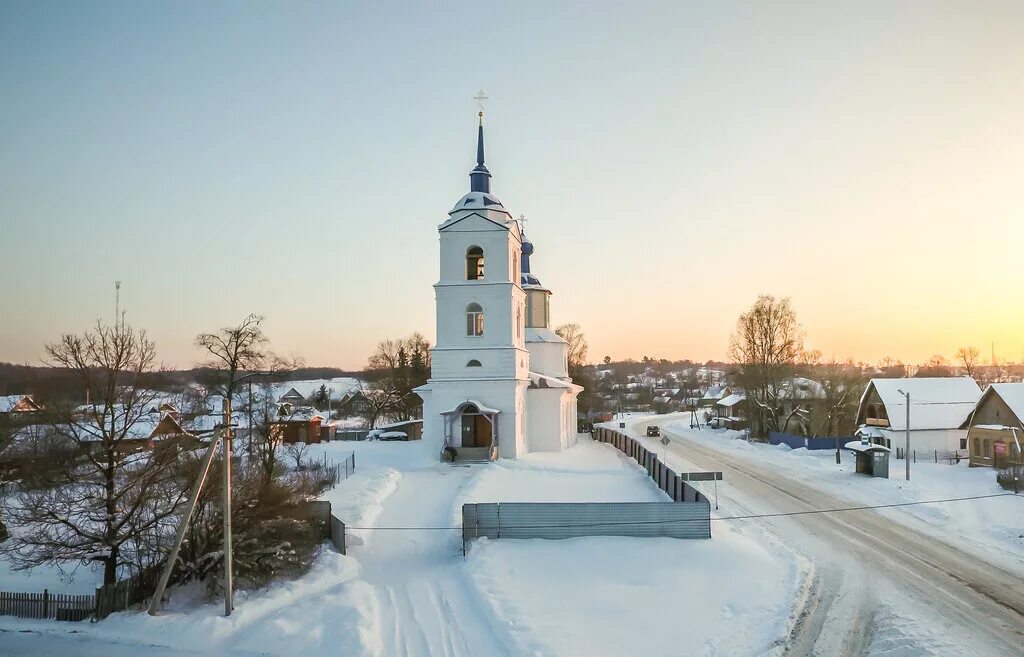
[474,90,488,120]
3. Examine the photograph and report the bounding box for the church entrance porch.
[441,400,500,461]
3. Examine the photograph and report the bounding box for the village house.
[715,392,748,427]
[0,394,42,418]
[961,383,1024,468]
[855,377,982,453]
[699,386,730,408]
[270,406,323,444]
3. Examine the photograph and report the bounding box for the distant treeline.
[0,363,359,399]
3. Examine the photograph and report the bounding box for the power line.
[340,492,1019,531]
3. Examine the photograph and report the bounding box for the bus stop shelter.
[844,440,891,478]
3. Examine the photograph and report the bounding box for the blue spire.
[469,111,491,193]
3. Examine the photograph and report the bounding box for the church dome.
[450,191,508,214]
[520,236,544,288]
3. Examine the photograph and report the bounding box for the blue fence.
[769,432,853,451]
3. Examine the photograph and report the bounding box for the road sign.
[660,436,670,446]
[679,471,723,482]
[994,441,1007,455]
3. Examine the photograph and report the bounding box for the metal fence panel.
[463,502,711,542]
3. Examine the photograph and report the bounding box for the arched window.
[466,303,484,336]
[512,252,519,282]
[516,306,522,341]
[466,246,484,280]
[466,359,482,367]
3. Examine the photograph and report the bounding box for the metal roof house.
[856,377,982,453]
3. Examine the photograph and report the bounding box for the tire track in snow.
[641,416,1024,657]
[354,467,513,657]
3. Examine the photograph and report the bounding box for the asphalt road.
[634,415,1024,657]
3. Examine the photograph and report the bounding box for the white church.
[415,112,582,461]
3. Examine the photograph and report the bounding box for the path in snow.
[354,464,511,657]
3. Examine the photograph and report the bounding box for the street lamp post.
[898,389,911,481]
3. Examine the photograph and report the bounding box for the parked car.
[378,431,409,441]
[646,425,660,437]
[706,417,725,429]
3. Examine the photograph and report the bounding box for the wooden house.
[962,383,1024,468]
[270,406,324,444]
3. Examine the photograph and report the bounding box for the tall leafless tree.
[556,323,589,368]
[728,295,805,437]
[195,314,298,453]
[956,346,980,379]
[2,321,189,585]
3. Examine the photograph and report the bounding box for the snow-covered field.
[663,420,1024,574]
[0,435,803,657]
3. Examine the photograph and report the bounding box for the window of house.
[466,359,482,367]
[960,438,967,450]
[466,302,484,336]
[466,246,484,280]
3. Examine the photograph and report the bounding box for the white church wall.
[527,387,579,452]
[527,341,569,379]
[430,347,530,381]
[435,283,519,349]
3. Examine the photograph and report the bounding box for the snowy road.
[632,415,1024,657]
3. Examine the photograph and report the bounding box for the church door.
[459,408,492,448]
[473,414,491,447]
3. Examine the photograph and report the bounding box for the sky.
[1,1,1022,370]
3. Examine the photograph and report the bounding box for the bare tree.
[195,314,299,453]
[556,323,589,368]
[815,359,867,436]
[728,295,805,437]
[956,346,980,379]
[362,333,431,426]
[283,441,310,471]
[916,354,952,378]
[2,321,189,585]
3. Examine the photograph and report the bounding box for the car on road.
[706,417,726,429]
[646,425,660,437]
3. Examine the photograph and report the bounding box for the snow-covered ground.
[663,419,1024,574]
[1,435,803,657]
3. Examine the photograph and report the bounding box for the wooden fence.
[0,565,161,623]
[0,590,94,621]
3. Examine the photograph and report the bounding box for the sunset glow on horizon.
[1,2,1022,370]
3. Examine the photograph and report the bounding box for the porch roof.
[440,399,500,416]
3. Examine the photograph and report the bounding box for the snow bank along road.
[632,415,1024,657]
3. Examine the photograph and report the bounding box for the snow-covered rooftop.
[864,377,982,431]
[976,383,1024,428]
[0,394,38,413]
[844,440,891,453]
[525,327,566,344]
[717,392,746,408]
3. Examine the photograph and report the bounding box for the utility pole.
[898,389,911,481]
[222,397,234,615]
[114,280,121,325]
[148,428,223,616]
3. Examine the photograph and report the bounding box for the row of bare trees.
[0,315,327,596]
